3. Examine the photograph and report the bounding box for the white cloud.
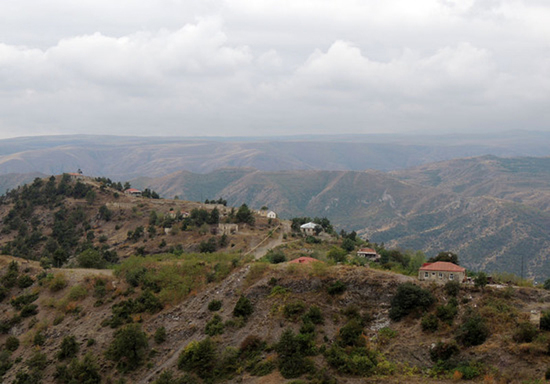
[0,0,549,137]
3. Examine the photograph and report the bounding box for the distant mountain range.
[0,131,549,179]
[0,133,549,279]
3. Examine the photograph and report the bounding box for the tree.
[475,272,488,289]
[233,296,253,319]
[456,312,489,346]
[389,282,435,321]
[106,324,149,372]
[327,246,347,263]
[341,238,355,252]
[429,251,459,265]
[235,204,255,225]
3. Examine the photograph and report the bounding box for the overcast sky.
[0,0,549,139]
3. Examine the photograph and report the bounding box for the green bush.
[0,350,12,378]
[68,284,88,301]
[205,315,225,336]
[106,323,149,372]
[49,274,68,292]
[155,326,167,344]
[456,312,489,347]
[421,313,439,332]
[208,299,222,311]
[444,280,460,297]
[233,296,253,319]
[178,338,216,380]
[17,275,34,289]
[324,344,377,376]
[541,311,550,331]
[57,335,79,360]
[283,301,306,321]
[389,282,435,321]
[276,329,314,379]
[327,280,346,295]
[20,304,39,318]
[429,340,459,362]
[513,321,538,343]
[302,306,323,325]
[54,353,101,384]
[5,336,20,352]
[436,303,458,325]
[266,250,286,264]
[33,330,46,346]
[11,292,39,310]
[338,319,364,347]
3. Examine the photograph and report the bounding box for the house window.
[424,272,429,278]
[438,273,443,279]
[449,274,454,280]
[432,272,436,277]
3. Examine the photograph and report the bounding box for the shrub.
[513,322,538,343]
[106,323,149,372]
[0,350,12,377]
[239,335,266,359]
[20,304,39,318]
[389,282,435,321]
[55,353,101,384]
[26,350,48,371]
[68,284,88,301]
[266,250,286,264]
[327,280,346,295]
[205,315,224,336]
[208,299,222,312]
[283,301,306,321]
[5,336,20,352]
[57,335,79,360]
[444,280,460,297]
[302,306,323,325]
[421,313,439,332]
[276,329,314,379]
[430,340,459,362]
[324,344,377,376]
[33,330,46,346]
[155,326,167,344]
[233,296,253,319]
[178,338,216,380]
[456,312,489,347]
[436,303,458,325]
[338,319,365,347]
[50,274,68,292]
[541,311,550,331]
[17,275,34,289]
[11,292,39,310]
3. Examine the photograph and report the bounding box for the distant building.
[300,222,319,236]
[356,248,380,261]
[218,223,238,235]
[124,188,142,197]
[267,211,277,219]
[418,262,466,283]
[67,172,84,180]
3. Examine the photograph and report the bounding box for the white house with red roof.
[418,261,466,283]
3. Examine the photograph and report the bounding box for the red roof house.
[418,261,466,283]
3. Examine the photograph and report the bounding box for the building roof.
[300,222,318,229]
[357,248,377,254]
[288,257,323,265]
[419,262,465,273]
[124,188,141,193]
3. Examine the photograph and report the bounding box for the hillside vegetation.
[2,176,550,383]
[129,157,550,280]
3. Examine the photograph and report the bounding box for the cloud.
[0,0,549,137]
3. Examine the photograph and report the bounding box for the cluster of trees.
[204,197,227,206]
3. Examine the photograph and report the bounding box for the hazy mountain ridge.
[0,132,549,180]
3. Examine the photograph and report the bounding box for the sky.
[0,0,549,139]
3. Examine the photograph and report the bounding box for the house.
[418,262,466,283]
[288,257,323,265]
[67,172,84,181]
[356,248,380,261]
[300,222,319,236]
[124,188,142,197]
[180,211,190,218]
[267,211,277,219]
